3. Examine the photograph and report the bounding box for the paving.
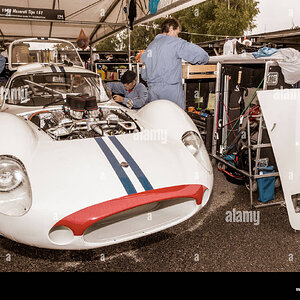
[1,165,300,279]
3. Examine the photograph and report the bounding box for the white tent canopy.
[0,0,206,45]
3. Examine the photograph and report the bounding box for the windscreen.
[6,72,110,106]
[10,39,83,69]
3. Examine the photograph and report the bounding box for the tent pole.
[128,26,132,69]
[90,45,93,71]
[126,0,132,69]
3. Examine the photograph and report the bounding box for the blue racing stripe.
[95,137,137,195]
[109,136,153,191]
[59,66,66,73]
[50,65,57,73]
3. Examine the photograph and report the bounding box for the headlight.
[182,131,212,173]
[0,156,32,216]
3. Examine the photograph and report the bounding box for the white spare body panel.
[258,89,300,230]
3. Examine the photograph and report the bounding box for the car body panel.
[258,89,300,230]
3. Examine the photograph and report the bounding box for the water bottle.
[223,39,234,55]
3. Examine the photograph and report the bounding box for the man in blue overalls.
[141,18,209,109]
[106,70,148,109]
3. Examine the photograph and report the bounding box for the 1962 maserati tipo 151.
[0,38,213,249]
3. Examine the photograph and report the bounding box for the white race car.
[0,38,213,250]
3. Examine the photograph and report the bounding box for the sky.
[250,0,300,34]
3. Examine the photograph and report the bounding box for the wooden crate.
[182,64,217,79]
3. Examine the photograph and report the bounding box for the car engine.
[24,95,140,140]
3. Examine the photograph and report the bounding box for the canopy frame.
[0,0,206,44]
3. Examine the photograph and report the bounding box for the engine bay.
[23,96,140,140]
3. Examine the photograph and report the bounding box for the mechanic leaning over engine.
[106,70,148,109]
[141,18,209,110]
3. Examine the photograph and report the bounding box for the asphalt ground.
[1,165,300,281]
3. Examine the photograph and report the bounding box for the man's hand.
[113,95,124,103]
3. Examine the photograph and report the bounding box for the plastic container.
[223,39,234,56]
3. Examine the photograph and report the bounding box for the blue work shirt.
[106,81,148,109]
[141,34,209,109]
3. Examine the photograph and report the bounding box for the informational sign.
[0,5,65,21]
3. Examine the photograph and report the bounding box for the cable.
[180,31,239,39]
[221,77,265,146]
[222,105,259,128]
[28,110,50,121]
[137,24,242,39]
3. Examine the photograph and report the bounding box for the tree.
[95,36,117,51]
[95,0,260,50]
[96,19,164,51]
[174,0,260,43]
